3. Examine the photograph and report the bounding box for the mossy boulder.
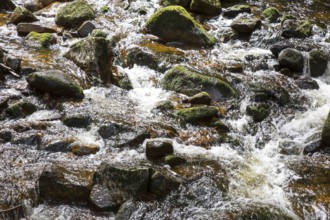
[189,92,212,105]
[6,100,37,118]
[153,100,174,112]
[246,103,270,122]
[145,6,216,47]
[278,48,304,73]
[91,29,107,38]
[177,106,218,124]
[9,6,38,25]
[64,36,114,84]
[26,70,84,99]
[231,16,261,35]
[55,0,95,29]
[161,65,238,101]
[281,19,312,38]
[262,7,280,23]
[309,49,328,77]
[190,0,221,16]
[25,31,56,48]
[321,111,330,148]
[223,4,251,18]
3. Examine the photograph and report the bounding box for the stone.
[269,41,294,58]
[25,32,56,48]
[165,154,186,167]
[77,21,96,37]
[231,16,261,35]
[41,138,75,152]
[149,170,182,196]
[246,103,270,122]
[9,6,38,25]
[262,7,280,23]
[296,77,319,90]
[160,0,191,7]
[64,36,114,84]
[6,100,37,118]
[17,23,57,36]
[90,29,107,38]
[26,70,84,99]
[212,120,230,133]
[154,100,174,111]
[223,4,250,18]
[278,48,304,73]
[0,0,16,12]
[309,49,328,77]
[55,0,95,29]
[5,56,21,73]
[89,184,118,211]
[125,47,158,70]
[145,139,174,159]
[189,92,212,105]
[281,19,312,39]
[0,129,13,143]
[177,106,218,124]
[39,164,94,202]
[320,111,330,148]
[280,14,296,25]
[145,6,216,47]
[190,0,221,16]
[161,65,238,101]
[69,142,100,156]
[62,114,91,128]
[11,131,42,146]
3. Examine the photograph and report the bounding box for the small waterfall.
[302,51,311,76]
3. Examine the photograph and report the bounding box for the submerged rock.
[6,100,37,118]
[9,6,38,25]
[223,4,251,18]
[282,19,312,38]
[309,49,328,77]
[145,6,216,47]
[262,7,280,23]
[295,77,319,90]
[190,0,221,16]
[62,114,91,128]
[149,170,182,196]
[278,48,304,73]
[25,31,56,48]
[161,65,238,101]
[161,0,191,7]
[26,70,84,99]
[55,0,95,29]
[246,103,270,122]
[64,36,114,84]
[146,139,174,159]
[177,106,218,124]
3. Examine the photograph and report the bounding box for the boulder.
[145,139,174,159]
[62,114,91,128]
[77,21,96,37]
[64,36,114,84]
[145,6,216,47]
[25,32,56,48]
[231,16,261,36]
[26,70,84,99]
[161,65,238,101]
[281,19,312,38]
[9,6,38,25]
[39,164,94,202]
[261,7,280,23]
[278,48,304,73]
[223,4,251,18]
[153,100,174,112]
[55,0,95,29]
[246,103,270,122]
[17,23,57,36]
[309,49,328,77]
[4,56,21,73]
[320,112,330,148]
[149,170,182,196]
[0,0,15,12]
[6,100,37,118]
[269,41,294,58]
[89,184,119,211]
[189,92,212,105]
[190,0,221,16]
[177,106,218,124]
[295,77,319,90]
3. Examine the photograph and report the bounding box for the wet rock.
[0,129,13,143]
[320,111,330,148]
[303,140,322,154]
[309,49,328,77]
[281,19,312,39]
[98,122,130,139]
[280,14,296,25]
[161,65,238,101]
[225,63,244,73]
[6,100,37,118]
[39,164,93,202]
[115,200,141,220]
[126,46,158,70]
[161,0,191,7]
[26,70,84,99]
[149,170,182,196]
[165,154,186,167]
[4,56,21,73]
[0,0,16,12]
[223,4,250,18]
[11,132,42,145]
[89,184,118,211]
[190,0,221,16]
[296,77,319,90]
[90,29,107,38]
[64,36,114,84]
[62,114,91,128]
[17,23,57,36]
[69,142,100,156]
[154,100,174,112]
[222,29,239,42]
[41,138,76,152]
[145,6,216,47]
[269,41,294,58]
[230,16,261,36]
[189,92,212,105]
[9,6,38,25]
[246,103,270,122]
[55,0,95,29]
[77,21,96,37]
[177,106,218,124]
[212,120,230,133]
[279,68,295,78]
[261,7,280,23]
[117,75,133,90]
[278,48,304,73]
[146,139,174,159]
[25,32,56,48]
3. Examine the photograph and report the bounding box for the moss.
[26,31,55,47]
[282,19,312,38]
[141,42,184,55]
[280,14,296,25]
[262,7,280,23]
[246,103,270,122]
[10,6,37,25]
[177,106,218,124]
[100,6,109,13]
[90,29,107,38]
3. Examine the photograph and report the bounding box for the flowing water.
[1,0,330,219]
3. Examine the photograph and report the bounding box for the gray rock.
[9,6,38,25]
[278,48,304,72]
[149,170,182,196]
[17,23,57,36]
[309,49,328,77]
[6,100,37,118]
[89,184,119,211]
[231,16,261,36]
[62,114,91,128]
[77,21,96,37]
[146,139,174,159]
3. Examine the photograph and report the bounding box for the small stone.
[309,49,328,77]
[17,23,57,36]
[231,16,261,35]
[6,100,37,118]
[190,0,221,16]
[296,77,319,90]
[70,142,100,156]
[89,184,119,211]
[5,56,21,73]
[146,139,174,159]
[62,114,92,128]
[154,100,174,111]
[77,21,96,37]
[281,19,312,39]
[90,29,107,38]
[25,31,56,48]
[246,103,270,122]
[149,170,182,196]
[0,129,13,143]
[9,6,38,25]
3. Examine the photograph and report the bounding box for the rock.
[62,114,91,128]
[0,0,16,12]
[320,112,330,148]
[296,77,319,90]
[39,164,93,202]
[17,23,57,36]
[90,29,107,38]
[303,140,322,154]
[190,0,221,16]
[145,6,216,47]
[160,0,191,7]
[41,138,76,152]
[212,120,230,133]
[223,4,251,18]
[6,100,37,118]
[230,16,261,36]
[4,56,21,73]
[281,19,312,38]
[269,41,294,58]
[98,122,130,139]
[55,0,95,29]
[165,154,186,167]
[11,131,42,146]
[146,139,174,159]
[261,7,280,23]
[177,106,218,124]
[309,49,328,77]
[25,32,56,48]
[9,6,38,25]
[126,47,158,70]
[0,129,13,143]
[89,184,118,211]
[64,36,114,84]
[149,170,182,196]
[279,68,295,78]
[278,48,304,73]
[26,70,84,99]
[69,142,100,156]
[246,103,270,122]
[161,65,238,101]
[280,14,296,25]
[100,6,109,13]
[153,100,174,112]
[77,21,96,37]
[189,92,212,105]
[117,75,133,90]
